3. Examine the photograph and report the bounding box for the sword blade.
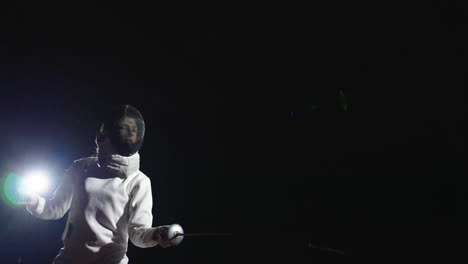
[173,233,232,238]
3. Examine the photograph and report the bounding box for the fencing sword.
[166,224,232,246]
[165,224,345,255]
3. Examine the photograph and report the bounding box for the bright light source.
[18,171,50,195]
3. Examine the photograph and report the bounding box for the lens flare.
[0,170,51,207]
[19,171,49,195]
[0,172,21,207]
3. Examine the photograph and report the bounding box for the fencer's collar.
[97,152,140,178]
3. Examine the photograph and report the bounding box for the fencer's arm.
[26,163,75,220]
[128,176,161,248]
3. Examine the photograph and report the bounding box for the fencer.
[22,105,173,264]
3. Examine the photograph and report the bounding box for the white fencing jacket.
[27,152,158,264]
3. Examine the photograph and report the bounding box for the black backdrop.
[0,2,465,263]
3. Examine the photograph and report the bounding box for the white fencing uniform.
[28,152,158,264]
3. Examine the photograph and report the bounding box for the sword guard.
[167,224,184,246]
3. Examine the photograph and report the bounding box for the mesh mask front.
[96,105,145,156]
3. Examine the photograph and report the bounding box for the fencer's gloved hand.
[18,193,39,208]
[153,225,172,248]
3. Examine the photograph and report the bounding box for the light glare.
[19,171,50,195]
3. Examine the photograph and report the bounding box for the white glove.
[19,193,39,207]
[153,225,172,248]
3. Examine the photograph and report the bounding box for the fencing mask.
[96,105,145,156]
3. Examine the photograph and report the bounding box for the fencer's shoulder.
[131,171,151,185]
[126,171,152,195]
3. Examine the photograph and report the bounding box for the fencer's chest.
[76,168,130,207]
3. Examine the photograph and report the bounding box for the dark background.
[0,2,465,263]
